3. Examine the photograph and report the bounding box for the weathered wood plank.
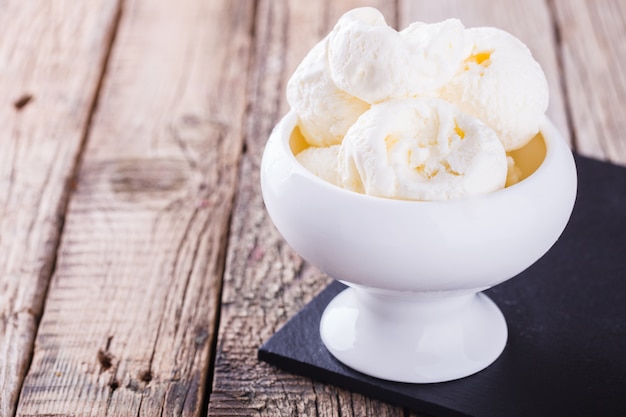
[15,0,254,415]
[0,1,120,415]
[552,0,626,164]
[400,0,571,147]
[208,1,411,416]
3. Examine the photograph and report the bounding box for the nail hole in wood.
[138,369,152,383]
[108,379,119,391]
[97,349,113,370]
[14,94,33,110]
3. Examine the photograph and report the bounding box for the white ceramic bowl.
[261,111,577,383]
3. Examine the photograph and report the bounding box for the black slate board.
[258,155,626,417]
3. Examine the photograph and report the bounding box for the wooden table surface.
[1,0,625,415]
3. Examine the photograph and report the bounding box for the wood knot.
[109,158,188,198]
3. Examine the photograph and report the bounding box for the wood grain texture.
[400,0,571,147]
[0,1,120,415]
[552,0,626,164]
[15,0,254,415]
[208,1,411,416]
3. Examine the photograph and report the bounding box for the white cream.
[287,8,549,200]
[339,98,508,200]
[327,8,465,103]
[295,145,341,186]
[440,27,549,150]
[286,37,369,147]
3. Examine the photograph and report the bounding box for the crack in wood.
[7,1,125,415]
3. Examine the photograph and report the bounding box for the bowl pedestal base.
[320,285,507,383]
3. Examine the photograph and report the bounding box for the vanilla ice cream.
[295,144,341,186]
[340,98,507,200]
[328,8,465,103]
[439,27,549,150]
[285,7,549,201]
[286,37,369,147]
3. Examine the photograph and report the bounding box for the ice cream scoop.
[295,144,341,187]
[339,98,508,201]
[440,27,549,150]
[328,7,465,103]
[286,37,369,147]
